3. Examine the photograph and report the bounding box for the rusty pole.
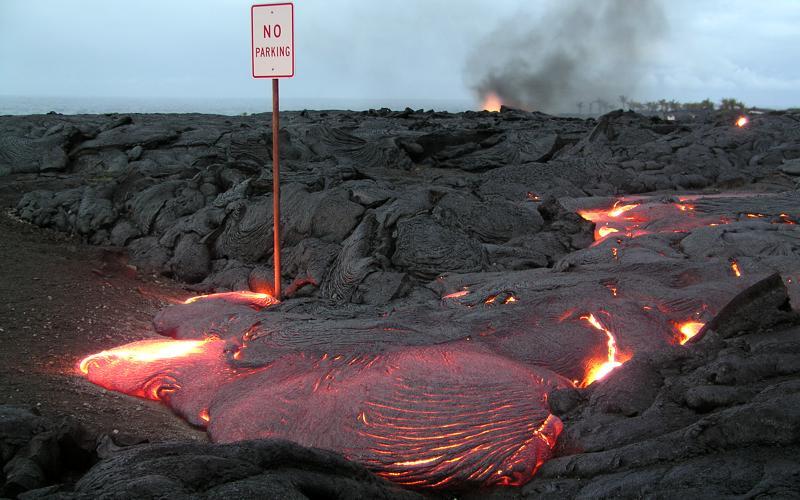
[272,78,281,300]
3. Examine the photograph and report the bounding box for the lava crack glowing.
[443,289,470,299]
[579,313,627,387]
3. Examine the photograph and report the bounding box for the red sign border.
[251,2,295,78]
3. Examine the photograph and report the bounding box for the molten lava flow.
[578,200,642,242]
[183,291,279,308]
[78,338,229,406]
[484,292,517,305]
[575,195,795,246]
[579,313,625,386]
[598,226,619,238]
[481,92,502,112]
[579,201,638,223]
[736,116,748,127]
[730,260,742,277]
[79,339,210,375]
[676,321,705,344]
[608,202,638,218]
[443,289,470,299]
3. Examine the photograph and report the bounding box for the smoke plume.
[466,0,667,114]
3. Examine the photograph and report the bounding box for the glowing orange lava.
[608,202,638,218]
[730,260,742,277]
[79,339,210,375]
[579,313,626,386]
[576,195,792,246]
[579,201,638,222]
[481,92,502,112]
[676,321,705,344]
[736,116,748,127]
[183,291,279,307]
[443,289,470,299]
[578,200,642,241]
[598,226,620,238]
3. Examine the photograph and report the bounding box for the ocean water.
[0,95,477,116]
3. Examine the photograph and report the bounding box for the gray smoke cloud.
[466,0,667,114]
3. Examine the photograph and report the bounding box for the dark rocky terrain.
[1,107,799,498]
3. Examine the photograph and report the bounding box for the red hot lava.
[443,289,470,299]
[579,194,798,246]
[79,324,566,489]
[675,320,705,344]
[184,290,279,308]
[579,313,628,386]
[79,337,228,403]
[578,200,641,242]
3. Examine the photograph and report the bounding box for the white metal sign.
[251,3,294,78]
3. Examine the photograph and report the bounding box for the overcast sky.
[1,0,798,110]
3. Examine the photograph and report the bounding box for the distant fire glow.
[736,116,748,127]
[481,92,502,112]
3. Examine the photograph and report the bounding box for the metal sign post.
[251,2,294,299]
[271,78,281,299]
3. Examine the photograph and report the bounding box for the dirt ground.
[0,174,206,443]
